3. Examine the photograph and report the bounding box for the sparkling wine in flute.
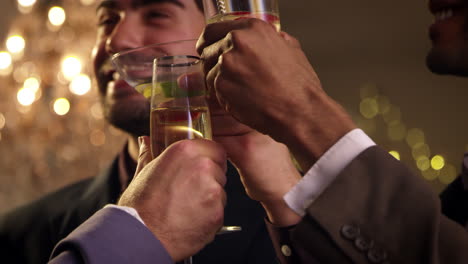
[150,106,212,158]
[207,11,280,31]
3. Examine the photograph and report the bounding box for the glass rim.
[155,55,200,67]
[110,38,198,62]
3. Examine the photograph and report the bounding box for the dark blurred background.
[1,0,467,213]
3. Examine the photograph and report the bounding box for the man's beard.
[101,97,151,137]
[426,47,468,77]
[426,18,468,77]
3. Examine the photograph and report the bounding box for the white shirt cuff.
[104,204,146,226]
[283,129,376,216]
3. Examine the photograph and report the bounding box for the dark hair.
[195,0,203,11]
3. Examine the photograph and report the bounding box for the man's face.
[427,0,468,76]
[92,0,205,136]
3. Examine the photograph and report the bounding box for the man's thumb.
[135,136,152,176]
[279,32,301,48]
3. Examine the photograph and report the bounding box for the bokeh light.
[17,88,36,106]
[1,0,132,215]
[70,74,91,95]
[416,156,430,171]
[90,129,106,146]
[422,168,439,181]
[389,150,400,160]
[0,113,5,130]
[17,77,41,106]
[412,142,431,160]
[431,155,445,171]
[80,0,96,5]
[0,66,13,76]
[13,61,36,82]
[376,96,391,114]
[60,145,78,162]
[359,83,378,99]
[360,98,379,119]
[439,164,457,185]
[387,121,406,141]
[48,6,66,26]
[18,0,36,7]
[382,105,401,124]
[90,103,104,120]
[355,116,377,136]
[62,56,82,80]
[24,77,40,93]
[6,35,26,54]
[0,52,13,70]
[53,98,71,116]
[406,128,425,148]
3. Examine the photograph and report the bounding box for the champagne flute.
[202,0,281,30]
[112,40,241,264]
[151,55,211,158]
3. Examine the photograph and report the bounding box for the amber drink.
[151,55,211,158]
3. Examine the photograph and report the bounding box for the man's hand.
[197,19,356,226]
[118,137,227,261]
[209,98,302,226]
[197,18,356,171]
[196,18,316,137]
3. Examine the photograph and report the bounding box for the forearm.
[284,129,375,216]
[261,198,302,227]
[218,131,303,226]
[275,91,357,171]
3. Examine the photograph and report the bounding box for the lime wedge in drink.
[154,81,178,97]
[135,83,152,99]
[154,81,204,98]
[134,81,178,99]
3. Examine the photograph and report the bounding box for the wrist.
[261,198,301,227]
[285,94,357,170]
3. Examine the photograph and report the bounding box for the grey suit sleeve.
[48,206,174,264]
[268,146,468,264]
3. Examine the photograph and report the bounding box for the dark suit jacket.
[440,170,468,228]
[267,146,468,264]
[0,158,277,264]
